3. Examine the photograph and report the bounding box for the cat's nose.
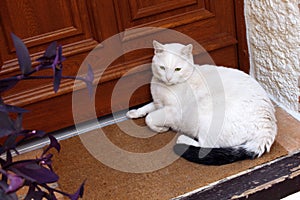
[166,74,172,82]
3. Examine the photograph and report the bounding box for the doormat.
[51,118,287,200]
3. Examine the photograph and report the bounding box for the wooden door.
[0,0,249,133]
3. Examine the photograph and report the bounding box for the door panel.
[115,0,211,30]
[0,0,99,75]
[115,0,238,70]
[0,0,249,133]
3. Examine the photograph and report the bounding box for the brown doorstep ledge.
[174,152,300,200]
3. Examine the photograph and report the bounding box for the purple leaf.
[0,103,28,113]
[3,134,18,152]
[53,68,62,93]
[85,64,94,98]
[36,41,57,71]
[43,41,57,59]
[51,50,59,70]
[17,130,46,139]
[33,130,47,137]
[45,192,58,200]
[24,191,44,200]
[24,185,45,200]
[16,130,46,147]
[85,81,93,100]
[40,153,54,171]
[86,64,94,82]
[0,186,18,200]
[43,135,60,155]
[49,135,61,153]
[51,47,62,93]
[57,45,66,63]
[0,158,7,167]
[14,113,23,132]
[68,181,85,200]
[0,129,14,138]
[0,112,15,136]
[5,174,24,193]
[0,79,19,93]
[8,160,59,184]
[6,150,12,165]
[26,130,47,137]
[58,45,62,61]
[11,33,32,75]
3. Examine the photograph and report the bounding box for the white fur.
[127,41,277,158]
[176,135,200,147]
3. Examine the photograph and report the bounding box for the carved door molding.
[0,0,249,132]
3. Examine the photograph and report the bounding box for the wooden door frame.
[234,0,250,74]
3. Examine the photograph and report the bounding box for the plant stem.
[40,183,70,197]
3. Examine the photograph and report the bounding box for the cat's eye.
[160,66,165,70]
[175,68,181,71]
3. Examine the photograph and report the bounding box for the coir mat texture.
[51,117,288,200]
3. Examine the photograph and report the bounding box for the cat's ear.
[153,40,164,54]
[181,44,193,56]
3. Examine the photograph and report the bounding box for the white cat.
[126,41,277,165]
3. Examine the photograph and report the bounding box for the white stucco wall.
[245,0,300,120]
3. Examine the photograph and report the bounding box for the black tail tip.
[173,144,257,166]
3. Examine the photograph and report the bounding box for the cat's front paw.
[145,115,169,133]
[126,109,145,119]
[150,125,169,133]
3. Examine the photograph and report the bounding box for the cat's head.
[152,40,194,85]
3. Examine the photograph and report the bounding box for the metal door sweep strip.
[15,109,129,156]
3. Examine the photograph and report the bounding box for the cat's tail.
[173,144,257,166]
